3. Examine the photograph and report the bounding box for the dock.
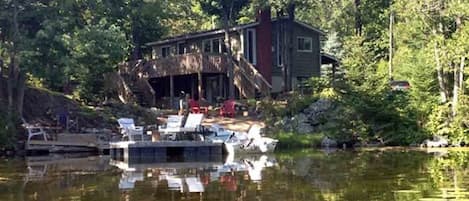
[110,141,224,163]
[26,133,110,153]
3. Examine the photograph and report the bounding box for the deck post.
[170,75,174,109]
[218,74,224,98]
[198,72,203,99]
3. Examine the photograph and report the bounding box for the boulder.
[321,137,337,148]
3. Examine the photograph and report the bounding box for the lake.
[0,148,468,201]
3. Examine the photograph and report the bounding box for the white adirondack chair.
[22,118,49,142]
[158,113,204,134]
[117,118,145,141]
[158,115,184,134]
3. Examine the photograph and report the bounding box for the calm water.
[1,149,469,201]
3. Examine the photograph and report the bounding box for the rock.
[294,113,314,134]
[321,137,337,148]
[420,136,449,148]
[297,122,314,134]
[276,99,333,134]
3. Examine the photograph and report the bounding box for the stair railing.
[236,57,271,96]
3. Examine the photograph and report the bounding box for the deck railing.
[237,57,272,96]
[118,52,271,100]
[121,53,229,78]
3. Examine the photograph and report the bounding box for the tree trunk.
[456,16,464,93]
[388,11,394,81]
[131,22,142,60]
[7,53,17,115]
[222,12,235,99]
[459,56,465,93]
[0,59,3,77]
[7,0,25,117]
[16,72,26,116]
[452,63,459,117]
[287,3,295,91]
[354,0,362,36]
[0,59,4,101]
[434,41,447,103]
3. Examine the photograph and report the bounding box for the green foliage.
[0,107,16,149]
[274,131,324,149]
[66,20,127,103]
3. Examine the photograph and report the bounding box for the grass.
[274,131,325,149]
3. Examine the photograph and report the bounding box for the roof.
[145,18,326,47]
[294,20,326,36]
[321,53,340,64]
[145,22,259,46]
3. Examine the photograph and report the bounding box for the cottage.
[118,7,328,107]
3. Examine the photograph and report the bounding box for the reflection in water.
[111,154,277,194]
[0,149,469,201]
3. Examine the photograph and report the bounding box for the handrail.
[238,57,272,89]
[114,72,134,104]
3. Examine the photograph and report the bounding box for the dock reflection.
[110,154,278,193]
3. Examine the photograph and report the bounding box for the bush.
[0,109,17,149]
[274,131,324,149]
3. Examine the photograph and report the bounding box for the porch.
[117,52,270,108]
[149,73,230,108]
[130,53,229,78]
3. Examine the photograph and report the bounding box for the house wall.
[291,23,321,78]
[271,20,321,91]
[150,31,243,60]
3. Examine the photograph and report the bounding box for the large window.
[244,29,257,64]
[203,38,224,53]
[203,40,211,53]
[297,37,312,52]
[177,42,186,55]
[212,39,220,53]
[161,46,171,58]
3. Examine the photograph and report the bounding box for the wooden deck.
[26,133,110,153]
[120,53,229,78]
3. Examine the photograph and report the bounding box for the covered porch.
[149,73,230,109]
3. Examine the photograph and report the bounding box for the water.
[1,148,469,201]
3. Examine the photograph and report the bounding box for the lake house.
[117,8,328,107]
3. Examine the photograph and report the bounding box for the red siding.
[255,8,273,84]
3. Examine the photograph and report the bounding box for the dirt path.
[202,116,265,132]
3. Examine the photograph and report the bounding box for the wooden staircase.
[233,57,271,98]
[117,60,155,107]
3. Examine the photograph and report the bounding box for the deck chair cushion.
[184,113,204,129]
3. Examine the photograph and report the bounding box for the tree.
[66,20,127,103]
[199,0,249,99]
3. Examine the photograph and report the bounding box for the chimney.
[256,6,271,23]
[287,3,295,21]
[255,7,273,84]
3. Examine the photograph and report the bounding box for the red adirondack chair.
[219,99,236,117]
[189,99,208,114]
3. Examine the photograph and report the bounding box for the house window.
[203,40,211,53]
[212,39,220,53]
[203,38,223,53]
[161,46,171,58]
[177,42,186,55]
[245,29,256,64]
[297,37,313,52]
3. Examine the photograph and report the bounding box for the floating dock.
[109,141,224,163]
[26,133,110,153]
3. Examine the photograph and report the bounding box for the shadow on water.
[0,148,468,201]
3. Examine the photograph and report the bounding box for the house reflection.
[110,154,277,193]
